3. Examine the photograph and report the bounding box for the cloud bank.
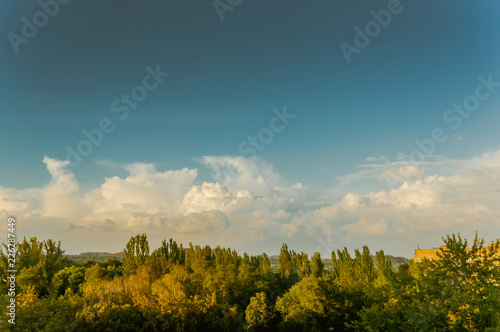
[1,152,500,255]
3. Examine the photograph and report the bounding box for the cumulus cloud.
[0,188,35,218]
[378,165,424,183]
[180,182,234,215]
[309,150,500,238]
[1,151,500,255]
[38,156,89,220]
[88,219,116,232]
[0,156,302,249]
[200,155,301,196]
[343,216,388,235]
[166,210,229,234]
[123,162,158,176]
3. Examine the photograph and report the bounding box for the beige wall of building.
[414,246,447,263]
[414,243,500,263]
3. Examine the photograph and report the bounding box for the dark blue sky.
[1,1,500,255]
[2,0,499,189]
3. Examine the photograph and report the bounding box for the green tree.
[245,292,274,331]
[17,236,44,270]
[123,233,150,275]
[332,247,360,289]
[42,239,70,280]
[278,244,298,286]
[258,253,272,276]
[152,238,185,265]
[0,244,11,294]
[297,252,310,279]
[374,249,394,285]
[1,287,81,332]
[185,242,214,273]
[354,246,376,284]
[275,275,345,331]
[15,237,71,297]
[17,262,48,295]
[50,265,86,296]
[310,252,324,278]
[352,254,415,331]
[415,233,500,330]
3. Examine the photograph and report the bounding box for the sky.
[1,0,500,257]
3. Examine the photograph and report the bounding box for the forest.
[1,232,499,331]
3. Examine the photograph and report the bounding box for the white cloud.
[312,150,500,238]
[378,165,424,183]
[38,156,89,220]
[0,156,301,250]
[365,156,388,162]
[2,151,500,255]
[166,210,229,234]
[343,216,388,235]
[180,182,233,215]
[199,155,301,196]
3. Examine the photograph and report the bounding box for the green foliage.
[278,243,299,287]
[245,292,274,331]
[17,236,45,270]
[276,276,327,330]
[2,232,499,331]
[0,287,81,332]
[297,252,311,279]
[43,239,71,279]
[50,265,86,296]
[14,236,70,297]
[354,246,376,284]
[0,247,8,295]
[17,261,48,295]
[185,242,214,273]
[123,233,150,275]
[416,233,500,331]
[152,238,185,265]
[310,252,324,278]
[354,233,500,331]
[77,304,146,332]
[275,275,350,332]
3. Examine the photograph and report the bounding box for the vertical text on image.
[6,217,18,325]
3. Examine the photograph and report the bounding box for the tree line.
[1,232,499,331]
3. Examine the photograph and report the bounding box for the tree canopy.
[1,232,499,331]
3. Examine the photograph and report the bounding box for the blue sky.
[1,0,500,257]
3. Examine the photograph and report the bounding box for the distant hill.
[66,251,124,263]
[268,255,409,272]
[66,251,409,269]
[389,256,410,267]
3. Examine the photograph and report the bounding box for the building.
[414,246,447,263]
[414,243,500,263]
